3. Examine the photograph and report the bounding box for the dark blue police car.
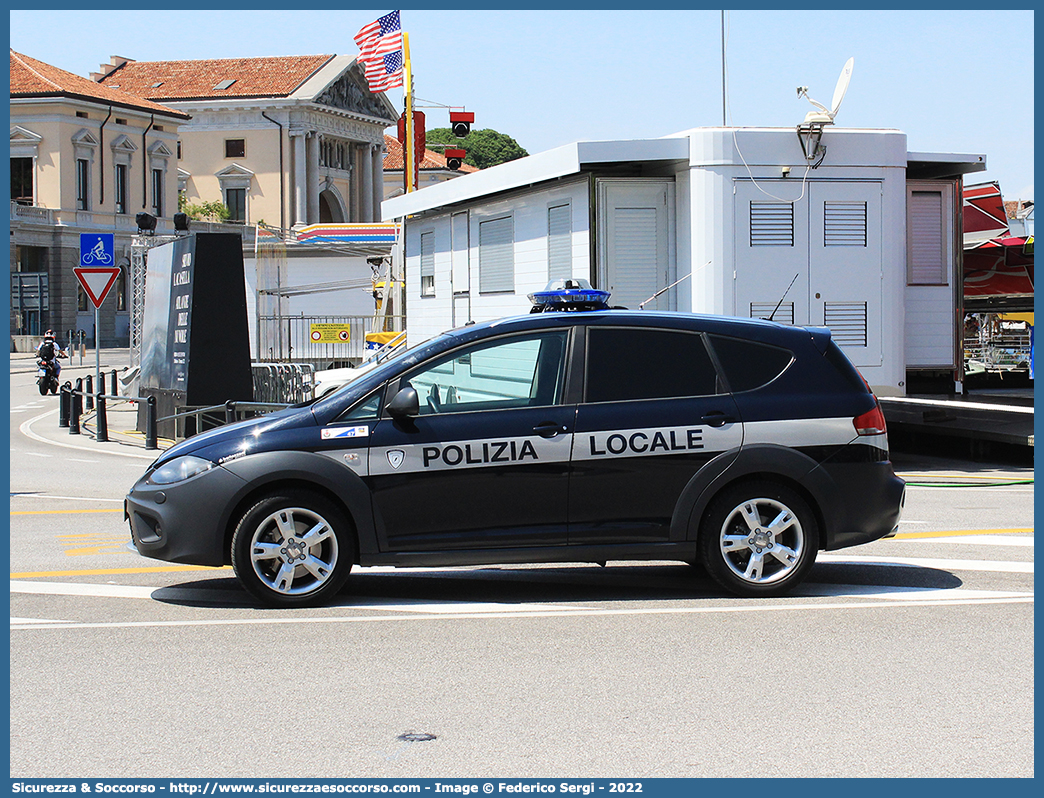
[126,288,904,607]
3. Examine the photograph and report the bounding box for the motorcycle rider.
[36,329,66,379]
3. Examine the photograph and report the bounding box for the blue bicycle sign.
[79,233,114,267]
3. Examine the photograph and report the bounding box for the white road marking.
[11,617,68,625]
[19,410,155,460]
[22,452,53,458]
[906,535,1034,547]
[10,493,124,503]
[817,553,1033,573]
[9,578,1033,632]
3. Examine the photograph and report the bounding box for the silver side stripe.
[371,433,574,475]
[572,423,742,462]
[321,416,869,478]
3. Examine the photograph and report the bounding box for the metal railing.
[251,362,315,404]
[159,401,292,440]
[257,314,405,365]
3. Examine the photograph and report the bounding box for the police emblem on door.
[387,450,405,469]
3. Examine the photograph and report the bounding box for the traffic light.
[449,111,474,138]
[444,148,466,171]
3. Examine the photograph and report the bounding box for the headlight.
[147,455,215,485]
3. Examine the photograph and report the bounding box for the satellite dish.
[799,57,854,125]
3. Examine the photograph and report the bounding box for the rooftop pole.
[403,31,415,193]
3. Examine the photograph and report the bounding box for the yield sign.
[74,267,121,309]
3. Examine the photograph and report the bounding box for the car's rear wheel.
[699,480,819,597]
[231,490,354,607]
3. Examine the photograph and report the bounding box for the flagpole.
[403,30,414,193]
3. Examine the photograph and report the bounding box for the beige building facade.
[10,50,188,346]
[93,55,399,231]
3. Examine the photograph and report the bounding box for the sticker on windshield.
[321,425,370,440]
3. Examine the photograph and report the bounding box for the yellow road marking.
[11,508,124,516]
[892,528,1033,540]
[11,565,231,578]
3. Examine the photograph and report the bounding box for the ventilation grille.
[750,202,794,246]
[750,302,794,325]
[824,201,867,246]
[824,302,867,346]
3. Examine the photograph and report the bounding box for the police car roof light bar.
[527,278,611,313]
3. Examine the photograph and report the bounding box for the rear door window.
[585,327,719,402]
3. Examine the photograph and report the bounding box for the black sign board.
[139,234,252,432]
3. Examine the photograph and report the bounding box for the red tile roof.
[96,55,335,101]
[383,134,479,173]
[10,50,189,118]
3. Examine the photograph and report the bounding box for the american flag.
[355,11,404,92]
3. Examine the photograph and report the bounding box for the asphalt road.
[8,354,1034,779]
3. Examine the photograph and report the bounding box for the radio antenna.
[767,273,800,322]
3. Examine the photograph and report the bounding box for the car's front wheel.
[231,490,354,607]
[699,481,819,597]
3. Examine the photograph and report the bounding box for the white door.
[809,182,883,367]
[733,181,811,325]
[597,179,673,311]
[733,180,882,367]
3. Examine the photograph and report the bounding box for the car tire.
[699,480,819,597]
[231,490,355,607]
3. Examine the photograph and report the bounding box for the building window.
[177,141,182,159]
[115,164,128,215]
[225,188,246,224]
[225,139,246,159]
[115,118,128,126]
[76,158,90,210]
[908,190,948,285]
[76,111,88,119]
[11,157,34,205]
[548,203,572,280]
[152,168,164,217]
[420,231,435,297]
[478,216,514,293]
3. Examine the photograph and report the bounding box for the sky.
[9,7,1035,201]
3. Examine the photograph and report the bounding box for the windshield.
[308,332,454,416]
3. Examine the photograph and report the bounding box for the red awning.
[962,181,1010,246]
[964,236,1034,298]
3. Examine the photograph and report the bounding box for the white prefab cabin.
[382,127,985,395]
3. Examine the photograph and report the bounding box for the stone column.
[290,131,307,227]
[358,144,373,222]
[306,132,319,225]
[371,143,384,221]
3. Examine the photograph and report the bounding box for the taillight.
[854,401,887,436]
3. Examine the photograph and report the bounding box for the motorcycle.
[36,358,60,395]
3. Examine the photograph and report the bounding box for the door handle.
[700,411,736,428]
[533,422,568,438]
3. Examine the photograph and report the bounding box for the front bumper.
[125,465,249,567]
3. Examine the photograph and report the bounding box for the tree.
[425,127,528,170]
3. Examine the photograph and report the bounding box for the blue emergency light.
[528,278,611,312]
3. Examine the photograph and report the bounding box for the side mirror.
[386,385,420,419]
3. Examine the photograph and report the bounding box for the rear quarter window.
[708,335,793,392]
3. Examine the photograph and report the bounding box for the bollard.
[96,393,108,443]
[225,400,237,425]
[59,382,70,428]
[70,379,82,435]
[144,395,157,450]
[110,369,118,397]
[85,375,94,411]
